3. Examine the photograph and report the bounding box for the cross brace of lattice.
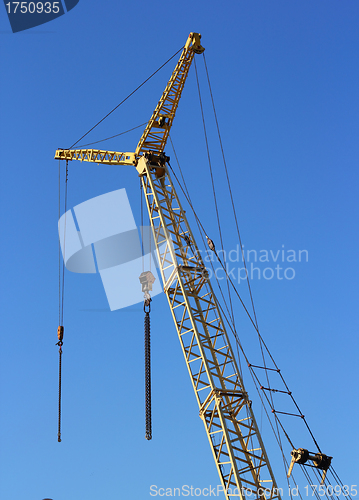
[135,36,199,158]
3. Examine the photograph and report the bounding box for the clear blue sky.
[0,1,358,499]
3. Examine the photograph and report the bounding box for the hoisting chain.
[144,299,152,440]
[139,209,156,440]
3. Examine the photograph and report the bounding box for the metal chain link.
[144,307,152,440]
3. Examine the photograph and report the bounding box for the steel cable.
[68,47,183,149]
[74,122,148,149]
[57,161,68,442]
[166,156,343,494]
[201,54,278,427]
[193,58,236,328]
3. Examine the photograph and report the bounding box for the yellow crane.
[55,33,333,500]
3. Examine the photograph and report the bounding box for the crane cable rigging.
[73,122,148,149]
[194,60,280,467]
[169,56,349,497]
[54,44,186,445]
[54,45,184,443]
[67,47,184,150]
[168,134,343,500]
[193,57,236,330]
[57,159,68,443]
[165,156,308,496]
[200,54,284,462]
[195,56,265,475]
[54,40,351,496]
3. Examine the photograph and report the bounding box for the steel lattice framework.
[55,32,282,500]
[138,156,281,500]
[135,34,200,157]
[54,148,136,165]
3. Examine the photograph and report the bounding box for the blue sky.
[0,1,358,499]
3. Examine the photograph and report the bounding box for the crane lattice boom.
[138,155,281,500]
[55,33,281,500]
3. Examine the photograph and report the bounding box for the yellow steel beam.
[54,33,203,167]
[54,33,281,499]
[135,32,204,157]
[54,148,136,165]
[139,156,281,500]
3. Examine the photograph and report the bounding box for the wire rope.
[58,160,61,325]
[60,161,68,325]
[202,53,259,329]
[166,153,344,495]
[57,160,68,443]
[193,58,236,328]
[194,58,259,466]
[201,54,279,431]
[74,122,148,149]
[168,138,244,382]
[140,179,144,274]
[195,61,279,467]
[53,45,349,495]
[68,47,183,149]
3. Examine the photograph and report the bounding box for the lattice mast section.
[135,33,204,157]
[138,155,281,500]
